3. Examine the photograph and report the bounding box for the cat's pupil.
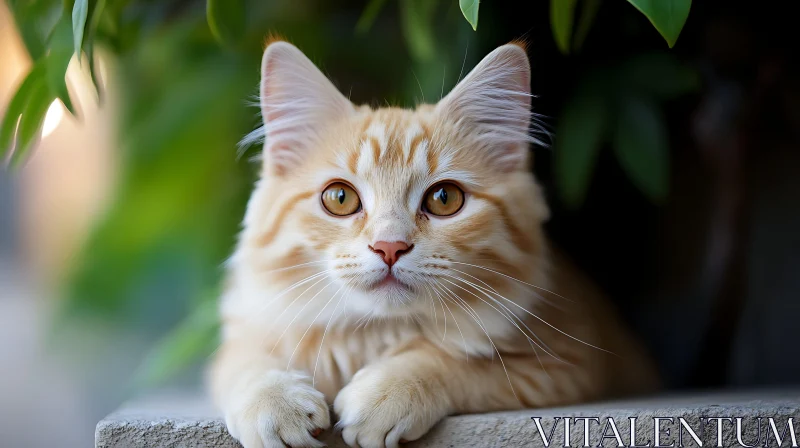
[338,189,346,204]
[435,188,447,204]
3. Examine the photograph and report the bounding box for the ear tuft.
[507,39,529,52]
[255,41,354,176]
[437,44,535,171]
[263,32,288,49]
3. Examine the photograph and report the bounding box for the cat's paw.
[333,366,450,448]
[224,370,330,448]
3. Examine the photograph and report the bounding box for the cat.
[209,40,660,448]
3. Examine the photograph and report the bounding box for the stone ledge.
[96,390,800,447]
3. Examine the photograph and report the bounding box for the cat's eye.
[423,182,464,216]
[321,182,361,216]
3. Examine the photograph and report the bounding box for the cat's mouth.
[370,273,409,290]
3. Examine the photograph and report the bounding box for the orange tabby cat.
[209,40,659,448]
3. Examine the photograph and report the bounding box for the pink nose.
[370,241,412,267]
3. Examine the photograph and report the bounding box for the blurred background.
[1,0,799,446]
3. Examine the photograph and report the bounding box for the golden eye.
[321,182,361,216]
[423,182,464,216]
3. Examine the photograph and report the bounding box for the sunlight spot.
[41,100,64,138]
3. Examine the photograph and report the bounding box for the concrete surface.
[96,390,800,447]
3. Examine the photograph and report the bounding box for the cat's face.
[236,42,550,320]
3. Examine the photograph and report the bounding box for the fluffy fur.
[209,41,659,448]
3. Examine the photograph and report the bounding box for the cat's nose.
[369,241,412,267]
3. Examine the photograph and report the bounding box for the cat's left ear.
[436,43,533,172]
[259,41,355,176]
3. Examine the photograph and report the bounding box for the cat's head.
[235,41,551,320]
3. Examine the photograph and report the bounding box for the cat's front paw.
[333,366,450,448]
[224,370,330,448]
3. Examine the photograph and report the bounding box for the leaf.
[612,95,669,202]
[400,0,438,61]
[1,68,39,157]
[550,0,578,54]
[133,299,219,387]
[45,18,77,114]
[356,0,389,34]
[554,82,608,208]
[622,53,699,99]
[206,0,247,46]
[7,0,62,60]
[83,0,107,101]
[11,82,56,167]
[1,62,47,159]
[626,0,691,47]
[459,0,479,31]
[45,49,76,115]
[573,0,601,52]
[72,0,89,55]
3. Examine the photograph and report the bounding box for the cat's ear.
[258,41,355,175]
[436,43,533,171]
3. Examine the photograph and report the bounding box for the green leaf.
[400,0,438,61]
[83,36,104,102]
[206,0,247,46]
[134,299,219,387]
[550,0,578,54]
[622,53,699,99]
[612,95,669,202]
[45,18,77,114]
[82,0,107,100]
[7,0,62,60]
[356,0,389,34]
[72,0,89,55]
[459,0,479,31]
[1,62,47,159]
[626,0,691,47]
[573,0,601,52]
[11,82,56,167]
[45,49,76,115]
[554,82,608,208]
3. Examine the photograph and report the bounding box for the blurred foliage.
[555,54,698,206]
[552,0,691,54]
[1,0,695,385]
[134,295,219,387]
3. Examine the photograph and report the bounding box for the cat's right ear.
[258,41,355,176]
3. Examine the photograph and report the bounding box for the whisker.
[456,42,469,85]
[421,279,446,342]
[250,269,333,325]
[439,66,446,100]
[447,271,614,355]
[444,274,564,364]
[263,260,329,274]
[313,280,352,387]
[266,273,332,330]
[286,281,350,370]
[431,280,520,404]
[441,276,553,358]
[433,281,483,330]
[411,69,425,104]
[450,267,563,310]
[425,279,468,359]
[443,276,562,377]
[269,278,335,355]
[428,283,439,331]
[449,261,574,302]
